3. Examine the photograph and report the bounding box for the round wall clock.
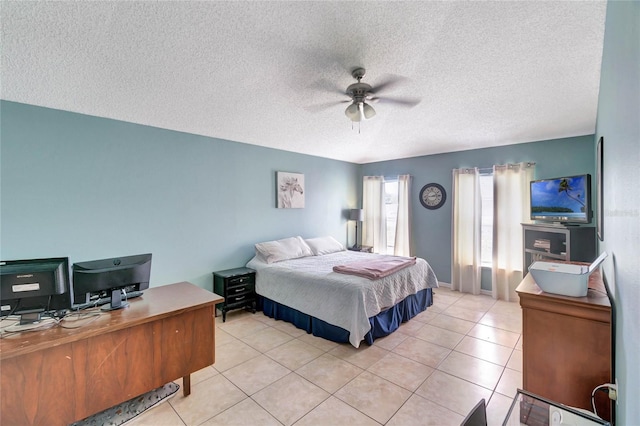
[419,183,446,210]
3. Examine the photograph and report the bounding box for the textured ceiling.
[1,1,606,164]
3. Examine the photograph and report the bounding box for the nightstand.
[348,245,373,253]
[212,267,256,322]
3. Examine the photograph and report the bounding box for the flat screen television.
[530,174,592,224]
[72,253,151,311]
[0,257,72,324]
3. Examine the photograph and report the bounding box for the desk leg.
[183,374,191,396]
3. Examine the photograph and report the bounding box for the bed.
[246,236,439,348]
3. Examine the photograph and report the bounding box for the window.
[479,173,493,265]
[384,180,398,255]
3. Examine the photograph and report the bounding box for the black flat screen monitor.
[72,253,151,311]
[0,257,72,324]
[530,174,592,224]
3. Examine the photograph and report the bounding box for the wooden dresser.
[516,270,612,422]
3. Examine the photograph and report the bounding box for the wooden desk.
[516,270,612,422]
[0,282,224,426]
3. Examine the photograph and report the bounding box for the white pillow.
[254,236,313,264]
[305,236,345,256]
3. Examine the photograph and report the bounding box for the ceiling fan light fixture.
[363,102,376,119]
[345,101,375,122]
[345,102,362,122]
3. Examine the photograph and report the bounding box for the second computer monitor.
[72,253,151,311]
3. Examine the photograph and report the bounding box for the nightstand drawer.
[228,275,254,287]
[227,292,254,305]
[227,282,254,296]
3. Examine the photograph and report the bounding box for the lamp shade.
[362,102,376,119]
[349,209,364,221]
[345,102,376,122]
[345,102,362,122]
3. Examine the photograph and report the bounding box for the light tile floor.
[128,286,522,426]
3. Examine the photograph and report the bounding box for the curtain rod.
[455,162,536,174]
[381,174,412,180]
[482,162,536,172]
[494,162,536,170]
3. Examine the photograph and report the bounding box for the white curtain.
[394,175,412,256]
[362,176,387,253]
[451,168,482,295]
[492,162,536,301]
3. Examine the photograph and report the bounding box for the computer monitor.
[72,253,152,311]
[0,257,72,324]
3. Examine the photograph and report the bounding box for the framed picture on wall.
[276,171,305,208]
[597,137,604,241]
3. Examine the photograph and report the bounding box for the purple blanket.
[333,256,417,280]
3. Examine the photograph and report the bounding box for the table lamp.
[349,209,364,249]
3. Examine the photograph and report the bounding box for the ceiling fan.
[342,67,421,122]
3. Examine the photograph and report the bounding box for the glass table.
[503,389,611,426]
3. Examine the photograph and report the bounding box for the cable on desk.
[0,308,104,335]
[0,317,59,336]
[59,310,102,329]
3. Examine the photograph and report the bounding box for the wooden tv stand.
[0,282,223,426]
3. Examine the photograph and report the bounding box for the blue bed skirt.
[258,287,433,346]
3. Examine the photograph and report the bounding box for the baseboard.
[437,281,492,296]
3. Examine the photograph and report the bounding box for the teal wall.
[595,1,640,423]
[361,135,595,284]
[0,103,597,295]
[0,101,360,290]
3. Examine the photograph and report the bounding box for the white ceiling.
[1,1,607,164]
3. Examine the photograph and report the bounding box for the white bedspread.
[246,251,439,347]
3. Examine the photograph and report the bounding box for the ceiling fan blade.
[309,78,347,95]
[369,74,408,94]
[305,99,350,113]
[375,97,422,108]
